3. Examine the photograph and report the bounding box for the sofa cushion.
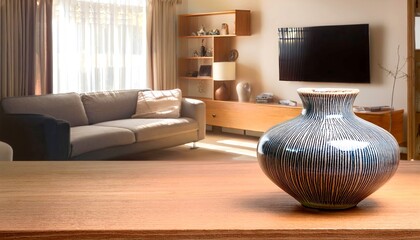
[70,125,135,157]
[132,89,182,118]
[81,90,141,124]
[95,118,198,142]
[1,93,88,127]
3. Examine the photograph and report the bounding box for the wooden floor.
[124,131,259,161]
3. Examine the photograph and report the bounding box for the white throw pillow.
[132,89,182,118]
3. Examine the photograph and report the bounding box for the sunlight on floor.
[186,139,257,158]
[216,139,258,149]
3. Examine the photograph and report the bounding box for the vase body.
[236,82,251,102]
[257,88,399,210]
[215,83,229,101]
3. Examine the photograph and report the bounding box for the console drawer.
[203,100,301,132]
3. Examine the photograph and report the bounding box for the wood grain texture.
[213,37,232,62]
[355,109,404,144]
[0,160,419,239]
[234,10,251,36]
[407,0,416,160]
[178,10,251,37]
[204,100,302,132]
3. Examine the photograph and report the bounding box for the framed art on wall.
[198,65,212,77]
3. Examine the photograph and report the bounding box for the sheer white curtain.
[52,0,147,93]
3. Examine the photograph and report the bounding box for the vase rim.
[297,88,359,95]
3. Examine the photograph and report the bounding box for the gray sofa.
[0,89,205,160]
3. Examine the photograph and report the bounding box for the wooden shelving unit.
[178,10,251,37]
[180,57,213,60]
[179,77,213,81]
[177,10,251,99]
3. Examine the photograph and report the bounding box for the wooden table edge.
[1,229,420,239]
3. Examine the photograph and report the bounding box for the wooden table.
[1,160,420,239]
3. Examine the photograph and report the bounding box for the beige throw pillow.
[132,89,182,118]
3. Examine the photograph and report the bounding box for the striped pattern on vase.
[257,88,399,210]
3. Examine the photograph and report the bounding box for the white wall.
[177,0,408,111]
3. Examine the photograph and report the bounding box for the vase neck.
[298,88,358,116]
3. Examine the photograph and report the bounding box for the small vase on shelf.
[236,82,251,102]
[200,39,206,57]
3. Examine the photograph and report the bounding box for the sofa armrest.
[181,98,206,140]
[0,113,71,160]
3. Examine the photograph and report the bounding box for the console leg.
[190,142,198,149]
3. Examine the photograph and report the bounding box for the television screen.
[278,24,370,83]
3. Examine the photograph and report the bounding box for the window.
[52,0,147,93]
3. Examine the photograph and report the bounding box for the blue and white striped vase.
[257,88,399,210]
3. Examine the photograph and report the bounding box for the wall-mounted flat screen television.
[278,24,370,83]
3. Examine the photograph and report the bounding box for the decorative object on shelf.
[228,49,239,61]
[209,29,220,35]
[213,62,236,100]
[186,71,198,77]
[378,46,408,132]
[278,99,297,106]
[257,88,400,210]
[193,50,199,57]
[256,92,273,103]
[197,25,206,36]
[198,65,212,77]
[353,106,393,112]
[236,82,251,102]
[200,39,206,57]
[379,45,407,110]
[206,48,213,57]
[220,23,229,35]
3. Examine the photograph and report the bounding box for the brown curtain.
[147,0,178,90]
[0,0,52,98]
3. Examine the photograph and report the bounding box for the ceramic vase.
[236,82,251,102]
[215,83,229,101]
[257,88,400,210]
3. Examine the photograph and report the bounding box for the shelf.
[178,9,251,101]
[179,35,213,39]
[178,10,251,37]
[178,10,239,17]
[179,77,212,81]
[180,57,213,60]
[178,35,237,38]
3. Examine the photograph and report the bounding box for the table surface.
[1,160,420,239]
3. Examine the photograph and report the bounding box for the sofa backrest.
[1,93,89,127]
[80,89,141,124]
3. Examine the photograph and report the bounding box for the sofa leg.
[190,142,198,149]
